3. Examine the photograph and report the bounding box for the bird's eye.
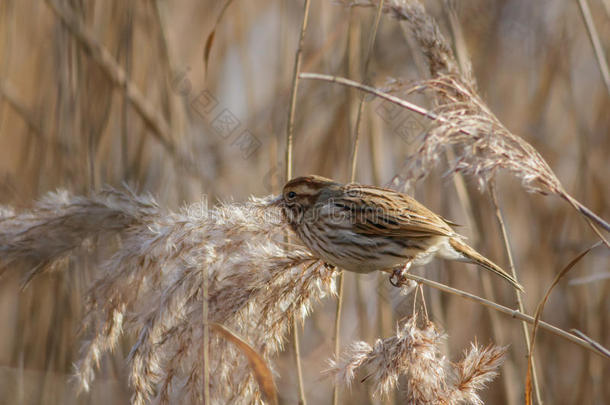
[287,191,297,199]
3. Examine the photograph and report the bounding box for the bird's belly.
[296,223,443,273]
[334,253,408,274]
[304,234,425,273]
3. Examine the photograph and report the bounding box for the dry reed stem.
[489,181,543,404]
[332,24,351,398]
[349,0,384,182]
[0,188,337,404]
[43,0,207,182]
[203,0,237,83]
[332,269,345,405]
[0,81,46,141]
[299,72,610,242]
[388,272,603,357]
[346,0,461,79]
[348,0,610,237]
[300,73,436,121]
[569,330,610,360]
[285,1,312,403]
[525,242,600,404]
[210,322,279,405]
[334,3,385,404]
[203,255,210,405]
[576,0,610,95]
[442,146,522,403]
[327,314,506,404]
[285,0,311,183]
[200,7,241,401]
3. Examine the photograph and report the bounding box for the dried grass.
[403,75,565,197]
[0,188,336,404]
[1,0,608,403]
[328,315,506,404]
[349,0,610,237]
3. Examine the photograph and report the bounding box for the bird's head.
[273,175,340,227]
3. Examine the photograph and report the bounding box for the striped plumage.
[279,175,522,291]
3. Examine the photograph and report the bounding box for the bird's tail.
[448,238,524,292]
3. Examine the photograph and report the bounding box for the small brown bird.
[275,175,522,291]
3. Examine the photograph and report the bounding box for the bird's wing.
[336,185,454,239]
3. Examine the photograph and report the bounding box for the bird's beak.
[268,194,284,207]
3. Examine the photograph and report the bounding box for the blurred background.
[0,0,609,403]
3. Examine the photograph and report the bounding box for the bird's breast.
[295,219,432,273]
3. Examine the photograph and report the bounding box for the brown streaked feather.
[338,185,455,239]
[284,175,339,191]
[449,238,522,291]
[440,216,461,227]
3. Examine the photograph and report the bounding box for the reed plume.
[327,314,506,404]
[349,0,610,234]
[2,1,608,403]
[0,188,336,404]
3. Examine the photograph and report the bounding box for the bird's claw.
[389,266,407,287]
[389,272,399,287]
[389,262,413,287]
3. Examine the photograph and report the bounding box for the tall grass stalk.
[334,3,384,404]
[285,1,312,403]
[489,182,543,404]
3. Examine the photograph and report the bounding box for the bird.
[274,175,522,291]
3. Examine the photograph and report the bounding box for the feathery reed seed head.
[0,188,336,404]
[327,315,506,403]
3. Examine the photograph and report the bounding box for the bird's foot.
[389,262,412,287]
